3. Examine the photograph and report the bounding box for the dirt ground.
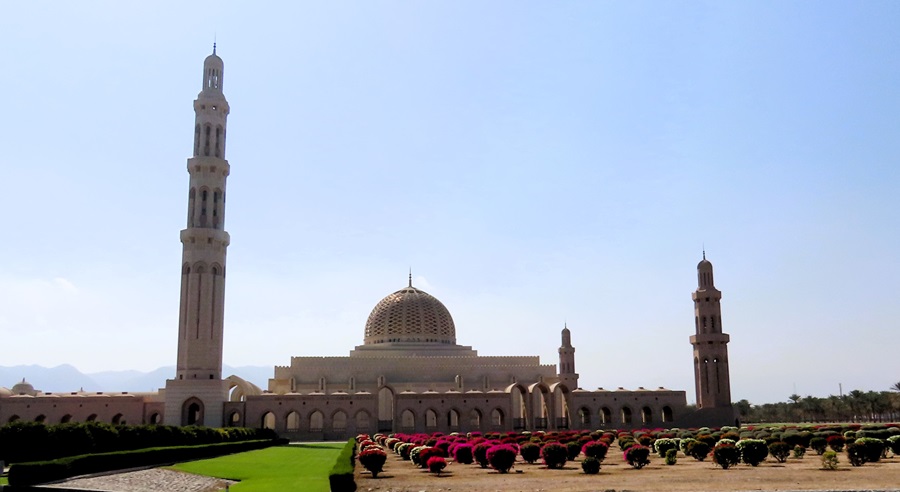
[356,450,900,492]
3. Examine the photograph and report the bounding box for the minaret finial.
[408,268,412,287]
[702,244,706,260]
[213,42,217,55]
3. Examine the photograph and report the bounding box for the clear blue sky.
[1,2,897,405]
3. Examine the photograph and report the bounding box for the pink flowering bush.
[358,448,387,478]
[486,444,518,473]
[624,444,651,469]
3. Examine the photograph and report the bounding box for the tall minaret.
[689,252,732,408]
[557,324,579,389]
[164,46,231,427]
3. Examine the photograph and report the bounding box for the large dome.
[364,284,456,345]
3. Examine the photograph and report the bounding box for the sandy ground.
[357,450,900,492]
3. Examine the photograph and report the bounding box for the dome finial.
[408,268,412,287]
[213,42,216,55]
[702,243,706,260]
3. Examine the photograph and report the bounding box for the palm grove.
[736,383,900,423]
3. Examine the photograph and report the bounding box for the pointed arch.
[468,408,482,429]
[182,397,204,426]
[447,408,460,429]
[641,406,653,424]
[226,410,240,427]
[400,409,415,430]
[578,407,591,427]
[309,410,324,432]
[621,406,633,425]
[286,411,301,431]
[60,414,72,424]
[425,408,438,429]
[662,406,673,423]
[491,408,505,428]
[355,410,371,431]
[332,410,347,431]
[261,411,276,430]
[600,407,612,425]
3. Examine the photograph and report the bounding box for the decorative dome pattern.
[364,285,456,345]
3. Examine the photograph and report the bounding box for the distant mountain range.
[0,364,273,393]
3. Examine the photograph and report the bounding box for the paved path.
[44,468,235,492]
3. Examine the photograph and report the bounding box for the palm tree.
[891,381,900,392]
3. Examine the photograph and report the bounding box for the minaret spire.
[408,268,412,287]
[165,49,232,427]
[690,253,733,410]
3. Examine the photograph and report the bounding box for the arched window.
[621,407,632,425]
[662,406,673,423]
[227,411,240,427]
[400,409,415,429]
[332,411,347,431]
[600,407,612,425]
[7,415,20,423]
[491,408,504,427]
[60,414,72,424]
[286,411,300,431]
[261,412,275,430]
[86,414,98,422]
[447,409,460,428]
[34,414,46,423]
[425,409,437,428]
[310,410,324,432]
[641,406,652,424]
[215,126,223,157]
[203,125,211,156]
[578,407,591,426]
[194,124,201,156]
[112,413,124,425]
[469,409,482,429]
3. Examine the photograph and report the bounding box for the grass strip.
[172,443,345,492]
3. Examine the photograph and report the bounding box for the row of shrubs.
[7,439,281,486]
[0,421,276,464]
[328,438,357,492]
[354,423,900,477]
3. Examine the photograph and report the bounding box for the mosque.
[0,49,738,438]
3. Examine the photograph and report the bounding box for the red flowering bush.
[712,442,740,469]
[427,456,447,475]
[582,440,609,462]
[358,448,387,478]
[486,444,518,473]
[474,442,492,468]
[418,446,447,469]
[827,435,846,452]
[454,443,474,464]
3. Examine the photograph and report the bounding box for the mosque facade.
[0,50,737,437]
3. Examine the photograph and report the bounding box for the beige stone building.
[0,49,736,436]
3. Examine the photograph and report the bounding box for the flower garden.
[350,423,900,491]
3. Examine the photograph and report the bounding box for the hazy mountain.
[0,364,273,393]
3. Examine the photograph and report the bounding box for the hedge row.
[0,421,276,464]
[328,438,357,492]
[8,438,283,486]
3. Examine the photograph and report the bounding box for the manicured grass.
[172,443,345,492]
[1,476,8,486]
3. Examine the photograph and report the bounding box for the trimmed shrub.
[821,450,839,470]
[624,444,651,469]
[826,434,845,452]
[809,437,827,455]
[541,442,568,469]
[847,441,867,466]
[453,443,474,465]
[686,441,710,461]
[712,443,740,469]
[417,447,446,469]
[427,456,447,475]
[520,442,541,464]
[768,441,790,463]
[855,437,884,463]
[486,444,517,473]
[665,448,677,465]
[581,440,609,462]
[581,456,601,474]
[736,439,768,466]
[566,441,582,460]
[887,435,900,456]
[654,438,678,458]
[473,442,492,468]
[358,448,387,478]
[793,445,806,459]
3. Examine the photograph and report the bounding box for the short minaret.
[557,324,579,389]
[689,252,732,408]
[164,46,231,427]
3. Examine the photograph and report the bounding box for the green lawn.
[0,476,7,486]
[171,443,345,492]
